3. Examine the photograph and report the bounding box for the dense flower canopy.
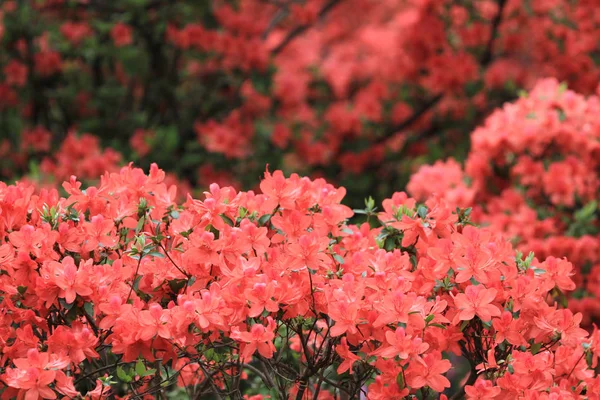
[1,1,600,398]
[409,78,600,325]
[0,165,598,398]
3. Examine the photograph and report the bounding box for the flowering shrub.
[2,0,600,202]
[408,78,600,325]
[0,164,599,399]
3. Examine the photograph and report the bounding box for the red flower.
[3,60,28,87]
[465,379,502,399]
[51,256,93,304]
[336,338,361,375]
[111,22,133,47]
[231,318,277,361]
[0,84,18,110]
[406,351,452,392]
[374,327,429,359]
[34,51,62,76]
[452,285,501,323]
[2,349,69,400]
[60,21,92,45]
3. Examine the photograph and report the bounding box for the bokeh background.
[2,0,599,208]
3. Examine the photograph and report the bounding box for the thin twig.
[480,0,508,67]
[271,0,342,55]
[126,254,143,303]
[262,7,290,39]
[342,0,508,153]
[374,94,444,146]
[197,362,224,400]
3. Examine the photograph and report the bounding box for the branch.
[480,0,508,67]
[197,362,224,400]
[262,7,290,40]
[271,0,342,55]
[342,0,508,155]
[126,253,144,303]
[374,93,443,146]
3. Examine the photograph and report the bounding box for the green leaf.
[204,348,216,362]
[99,375,117,386]
[365,196,376,211]
[220,214,234,227]
[147,251,165,258]
[575,200,597,222]
[127,0,149,7]
[396,372,405,389]
[258,214,271,226]
[135,218,145,234]
[155,126,180,153]
[59,298,75,310]
[83,302,94,317]
[93,21,115,34]
[530,342,541,355]
[117,366,132,383]
[118,47,149,76]
[429,323,447,329]
[558,81,568,94]
[168,279,188,293]
[417,205,428,219]
[460,320,470,331]
[384,238,396,251]
[333,254,345,265]
[132,275,143,292]
[135,360,146,377]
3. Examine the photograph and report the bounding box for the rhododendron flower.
[48,322,100,364]
[34,51,62,76]
[231,318,277,361]
[335,338,361,374]
[375,327,429,359]
[139,303,172,340]
[328,300,360,337]
[406,351,451,392]
[3,60,27,87]
[51,257,93,304]
[111,22,133,47]
[391,215,428,247]
[533,309,588,346]
[493,311,526,346]
[452,285,501,323]
[60,21,92,45]
[465,379,502,399]
[2,349,69,400]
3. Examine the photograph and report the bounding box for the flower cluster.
[0,164,598,398]
[408,78,600,324]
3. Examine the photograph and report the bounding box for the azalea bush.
[2,0,600,202]
[408,78,600,325]
[0,164,599,399]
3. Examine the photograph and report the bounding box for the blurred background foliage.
[1,0,599,207]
